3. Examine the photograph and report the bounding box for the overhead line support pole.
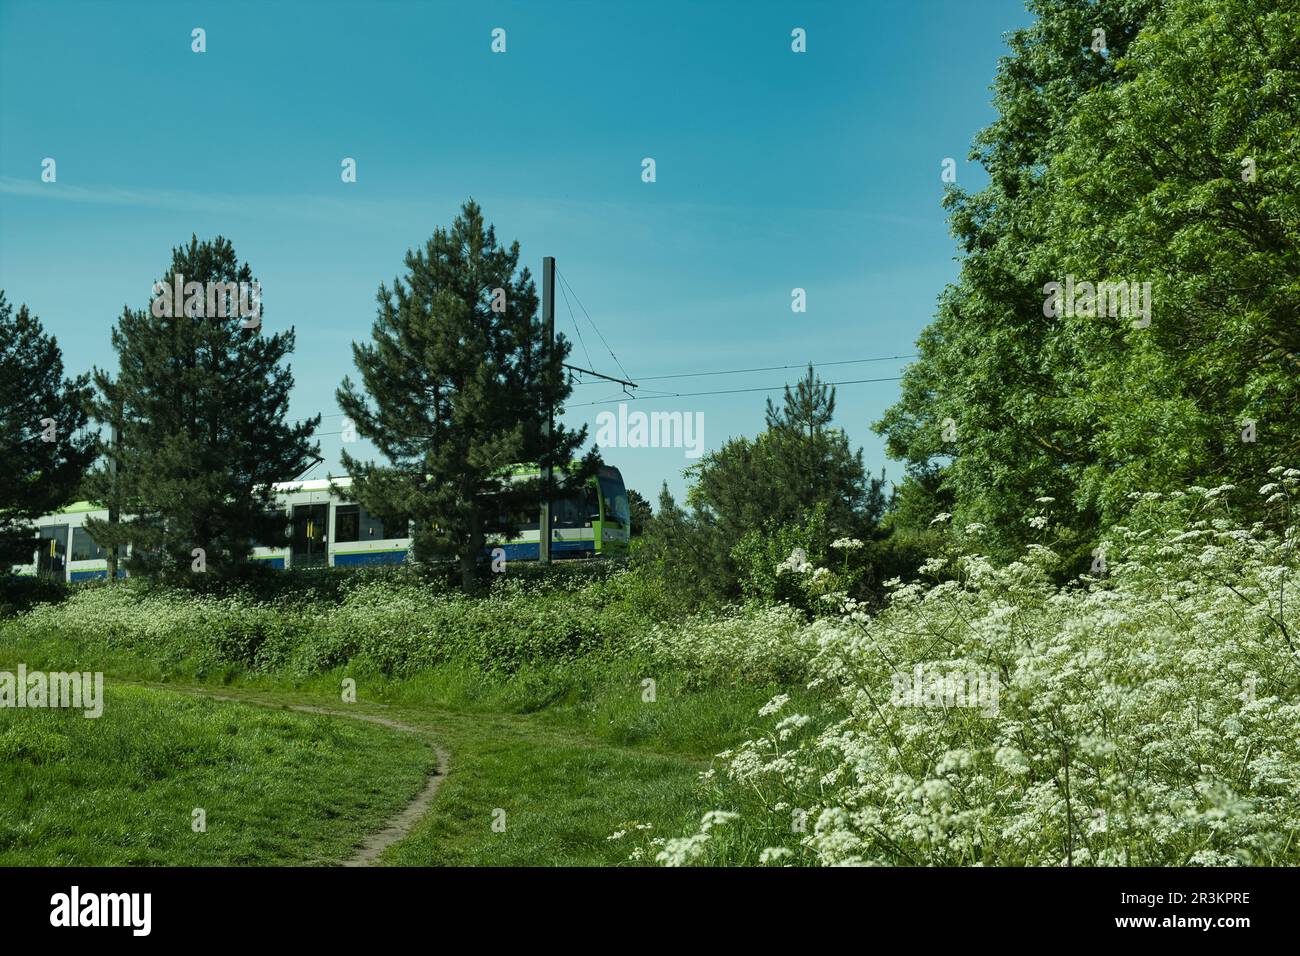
[540,256,555,565]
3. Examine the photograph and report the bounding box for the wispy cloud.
[0,176,405,226]
[1,176,938,237]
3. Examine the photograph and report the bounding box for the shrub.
[627,604,827,689]
[647,473,1300,866]
[0,560,703,681]
[0,574,67,619]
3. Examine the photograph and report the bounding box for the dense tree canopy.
[626,488,653,536]
[876,0,1298,563]
[636,367,894,605]
[689,366,882,541]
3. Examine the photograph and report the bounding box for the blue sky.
[0,0,1031,503]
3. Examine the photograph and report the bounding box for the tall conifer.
[83,237,318,578]
[337,201,595,587]
[0,292,96,567]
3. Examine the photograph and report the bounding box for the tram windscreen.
[597,472,630,527]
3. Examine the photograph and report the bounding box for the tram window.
[331,506,391,540]
[335,505,360,543]
[551,494,586,528]
[71,527,105,561]
[359,507,385,540]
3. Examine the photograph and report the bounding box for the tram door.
[291,503,329,568]
[36,525,67,581]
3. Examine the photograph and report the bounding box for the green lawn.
[0,665,755,867]
[354,707,709,866]
[0,683,436,866]
[84,681,722,867]
[0,621,789,867]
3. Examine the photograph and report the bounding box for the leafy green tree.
[634,367,892,605]
[83,237,318,578]
[337,200,595,588]
[883,463,954,540]
[731,503,835,610]
[881,0,1299,565]
[0,292,96,567]
[1034,0,1300,532]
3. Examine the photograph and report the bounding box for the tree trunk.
[460,507,483,590]
[459,549,475,590]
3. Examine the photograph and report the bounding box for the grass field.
[0,632,791,866]
[0,682,436,866]
[171,686,715,867]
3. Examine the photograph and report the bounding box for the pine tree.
[0,292,96,567]
[737,364,870,531]
[633,482,734,606]
[626,488,653,536]
[82,237,318,578]
[337,200,595,588]
[765,363,835,439]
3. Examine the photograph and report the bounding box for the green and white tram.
[18,464,630,582]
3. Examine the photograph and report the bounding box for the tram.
[18,465,631,581]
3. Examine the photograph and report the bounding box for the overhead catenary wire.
[306,355,917,426]
[556,276,597,373]
[556,268,633,385]
[311,375,906,430]
[296,282,919,425]
[567,375,905,408]
[571,353,919,384]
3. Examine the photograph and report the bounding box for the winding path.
[134,683,449,866]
